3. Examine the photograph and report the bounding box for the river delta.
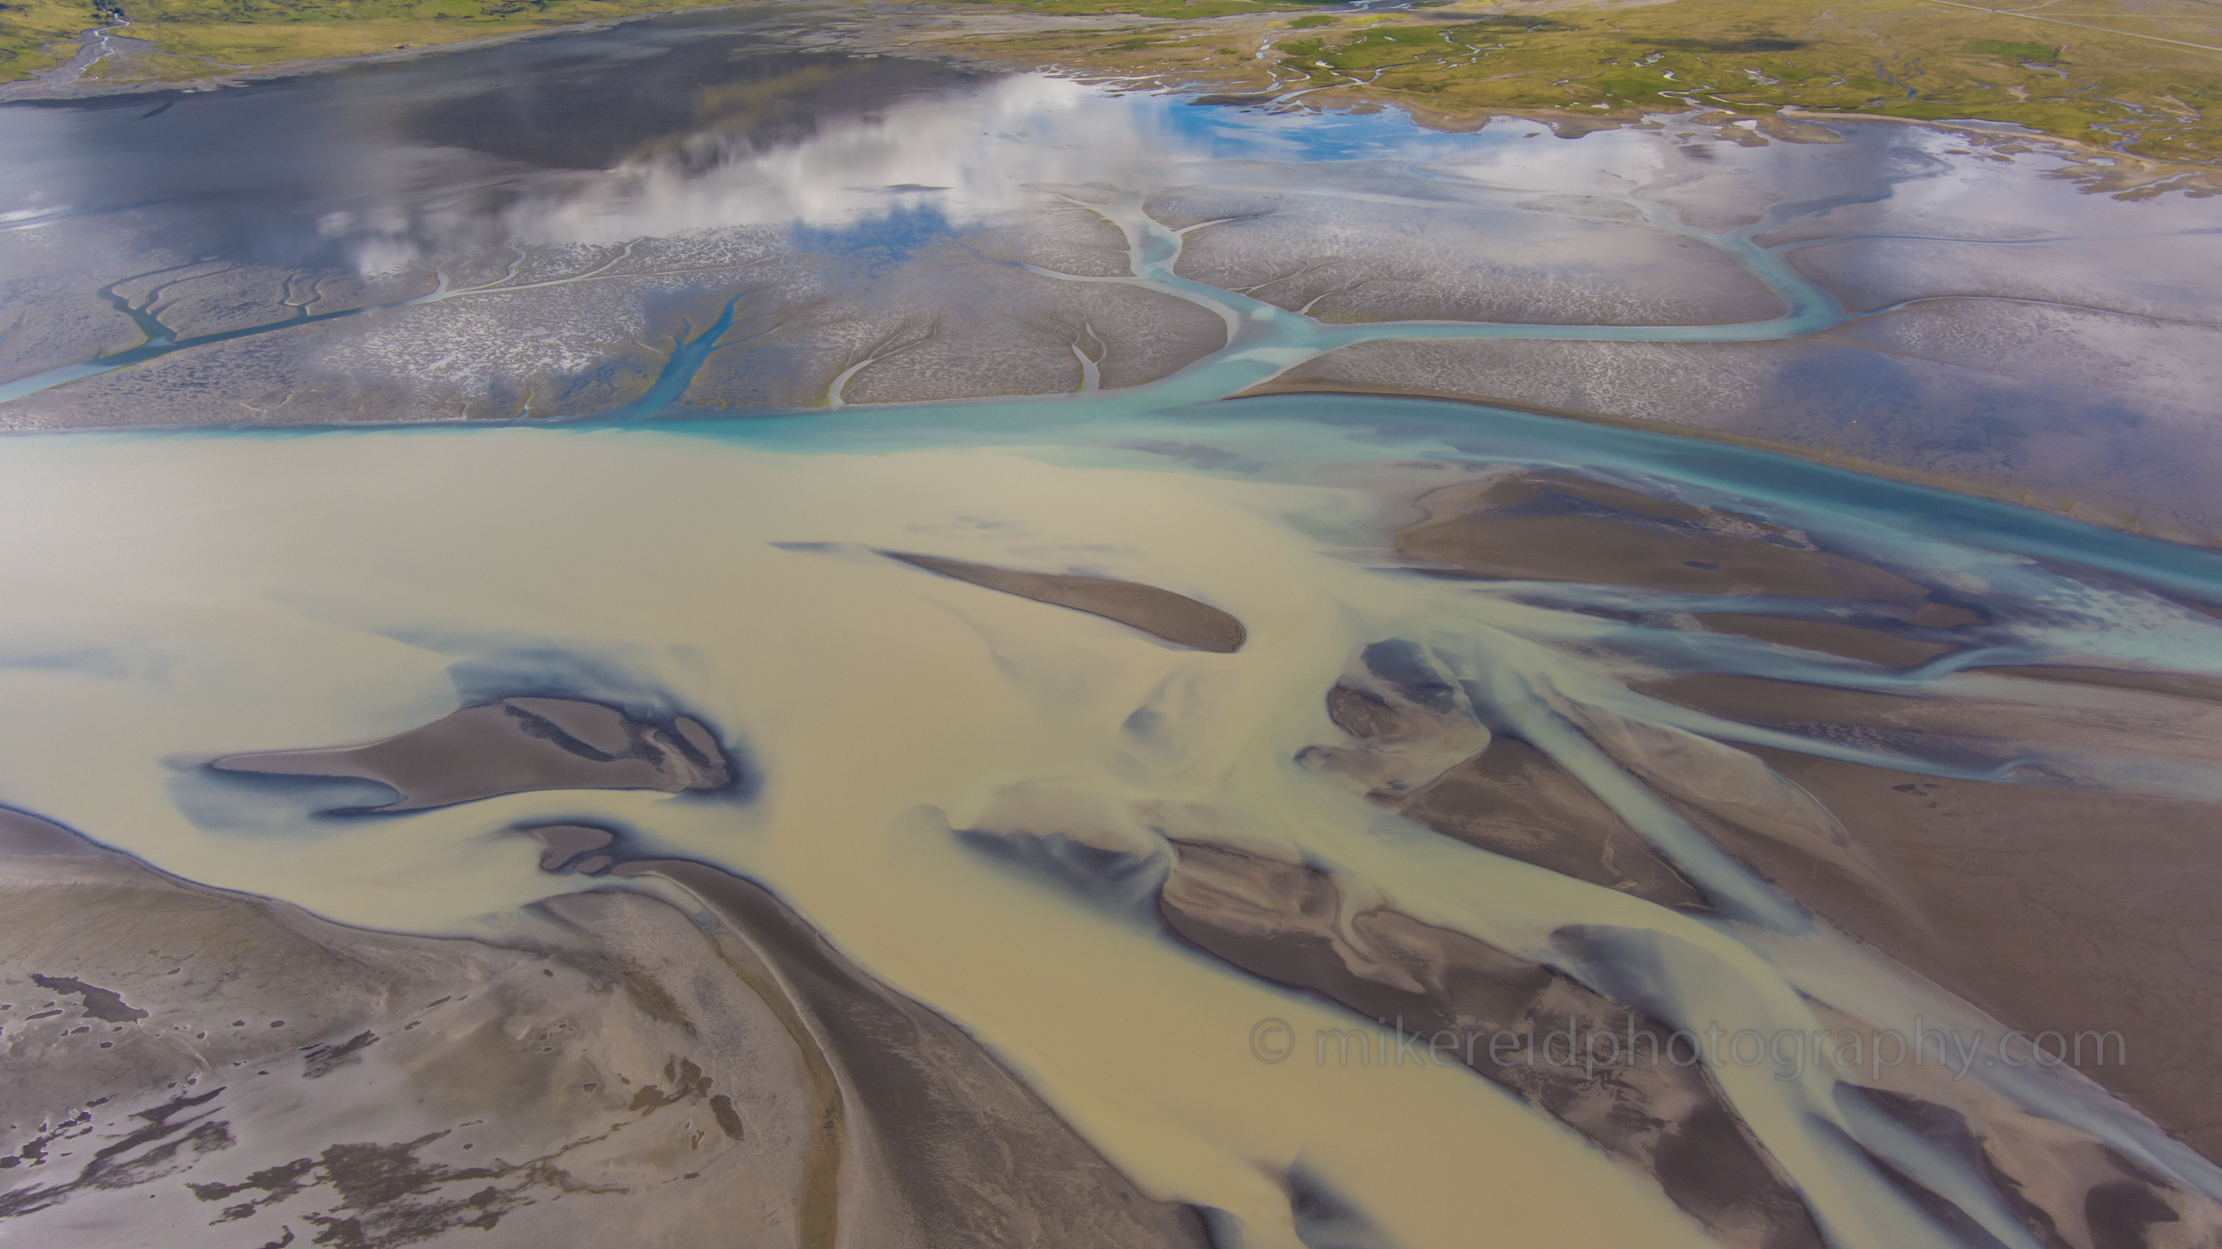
[4,5,2222,1249]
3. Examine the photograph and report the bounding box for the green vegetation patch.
[1635,35,1804,53]
[14,0,2222,174]
[0,0,100,76]
[1019,0,1327,19]
[1967,39,2060,62]
[1004,0,2222,165]
[3,0,769,81]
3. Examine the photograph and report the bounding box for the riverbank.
[1233,381,2219,547]
[10,0,2221,171]
[925,0,2222,168]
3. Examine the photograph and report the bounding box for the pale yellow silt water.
[1,423,2217,1247]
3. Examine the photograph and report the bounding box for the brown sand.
[1363,473,2222,1169]
[212,697,730,810]
[1635,673,2222,775]
[1388,737,1710,911]
[1391,470,1981,666]
[1229,379,2221,548]
[627,860,1215,1248]
[884,551,1245,652]
[1692,614,1958,668]
[1982,665,2222,705]
[0,808,1206,1247]
[0,806,107,859]
[519,823,615,872]
[1396,474,1932,601]
[1625,674,2222,1160]
[1299,683,2222,1234]
[1758,746,2222,1162]
[0,810,816,1240]
[1299,672,1492,798]
[1156,839,1823,1249]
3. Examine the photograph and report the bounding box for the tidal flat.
[5,5,2222,1249]
[4,13,2218,534]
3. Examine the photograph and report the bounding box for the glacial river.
[4,12,2222,1249]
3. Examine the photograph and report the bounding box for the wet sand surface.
[1389,737,1711,911]
[1981,666,2222,705]
[1156,838,1825,1249]
[1365,472,2222,1181]
[886,551,1246,652]
[0,807,1209,1246]
[627,859,1217,1249]
[212,697,733,810]
[522,822,617,872]
[1,808,819,1241]
[1397,473,1932,602]
[899,446,2222,1243]
[1689,615,1959,669]
[1622,672,2222,1158]
[1633,673,2222,782]
[1745,747,2222,1163]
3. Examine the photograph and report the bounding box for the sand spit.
[884,550,1246,652]
[1387,466,1992,677]
[212,696,733,811]
[524,822,620,873]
